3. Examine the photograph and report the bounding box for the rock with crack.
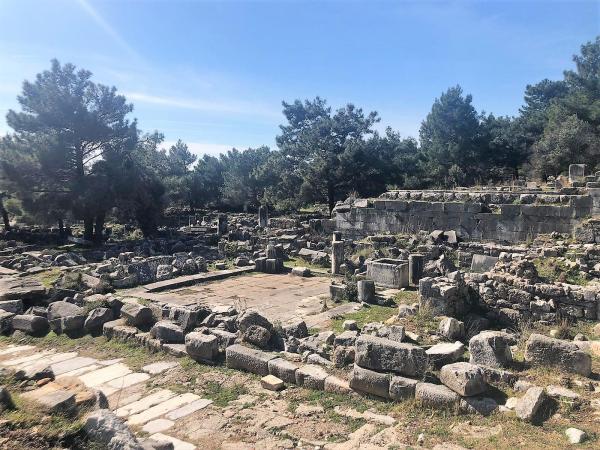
[439,362,487,396]
[468,331,516,369]
[524,333,591,377]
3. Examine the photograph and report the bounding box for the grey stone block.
[225,344,276,375]
[295,364,329,390]
[439,362,487,396]
[524,333,591,377]
[185,332,218,362]
[150,321,184,344]
[355,334,427,377]
[12,314,49,335]
[468,331,515,368]
[389,375,418,400]
[268,357,298,384]
[349,364,390,399]
[415,382,459,409]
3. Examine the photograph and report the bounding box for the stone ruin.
[0,173,600,447]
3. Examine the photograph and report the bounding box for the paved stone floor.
[125,273,353,328]
[0,345,202,450]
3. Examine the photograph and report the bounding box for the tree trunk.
[0,199,11,232]
[327,183,335,217]
[94,214,105,244]
[83,217,94,241]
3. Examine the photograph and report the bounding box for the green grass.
[284,256,328,271]
[533,257,589,286]
[36,268,62,288]
[331,304,398,333]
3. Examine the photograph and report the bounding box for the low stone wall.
[334,190,594,243]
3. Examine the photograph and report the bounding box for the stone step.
[127,392,200,425]
[165,398,212,420]
[142,267,254,293]
[115,389,177,417]
[105,372,150,389]
[1,350,55,366]
[51,356,98,376]
[0,345,35,356]
[78,363,132,387]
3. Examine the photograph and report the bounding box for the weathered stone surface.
[294,364,328,390]
[438,317,464,341]
[185,332,218,362]
[0,299,23,314]
[357,280,376,303]
[470,254,498,273]
[150,321,184,344]
[261,374,284,391]
[0,278,46,301]
[415,382,459,409]
[324,375,351,394]
[291,266,311,277]
[11,314,49,335]
[0,386,13,412]
[267,358,298,384]
[349,364,390,398]
[565,428,587,444]
[524,333,591,377]
[468,331,515,368]
[225,344,276,375]
[243,325,271,348]
[282,318,309,338]
[389,375,418,400]
[85,409,143,450]
[515,386,548,423]
[426,341,465,367]
[120,303,154,328]
[459,396,498,416]
[236,310,272,332]
[14,360,54,381]
[47,301,85,334]
[439,362,487,396]
[0,310,15,334]
[355,334,427,377]
[334,330,359,347]
[84,308,114,333]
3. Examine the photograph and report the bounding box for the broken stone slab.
[164,398,212,420]
[515,386,548,423]
[84,308,114,334]
[415,382,459,409]
[85,409,143,450]
[389,375,418,400]
[439,362,487,396]
[468,331,515,369]
[225,344,276,376]
[546,385,580,401]
[282,318,309,339]
[208,328,237,350]
[14,360,54,381]
[426,341,465,367]
[120,303,154,329]
[295,364,329,390]
[438,317,465,341]
[354,334,427,377]
[0,310,15,334]
[11,314,49,336]
[236,310,272,332]
[0,278,46,301]
[334,330,359,347]
[349,364,390,399]
[0,299,23,314]
[150,321,184,344]
[470,254,499,273]
[524,333,591,377]
[185,332,218,363]
[141,361,179,375]
[243,325,271,349]
[261,374,285,391]
[459,396,498,416]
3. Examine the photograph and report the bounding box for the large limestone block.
[225,344,276,375]
[524,333,591,377]
[439,362,487,396]
[415,382,459,409]
[468,331,515,368]
[349,364,390,399]
[185,332,218,363]
[355,334,427,377]
[515,386,548,423]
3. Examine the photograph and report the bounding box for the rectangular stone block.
[355,334,427,377]
[349,364,390,399]
[268,357,298,384]
[295,364,328,390]
[225,344,276,375]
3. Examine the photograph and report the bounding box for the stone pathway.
[0,344,208,450]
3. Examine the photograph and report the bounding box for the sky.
[0,0,598,157]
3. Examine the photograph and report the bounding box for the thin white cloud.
[124,91,280,120]
[75,0,144,63]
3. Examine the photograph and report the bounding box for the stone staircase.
[0,344,207,450]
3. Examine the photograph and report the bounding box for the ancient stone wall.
[334,190,594,243]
